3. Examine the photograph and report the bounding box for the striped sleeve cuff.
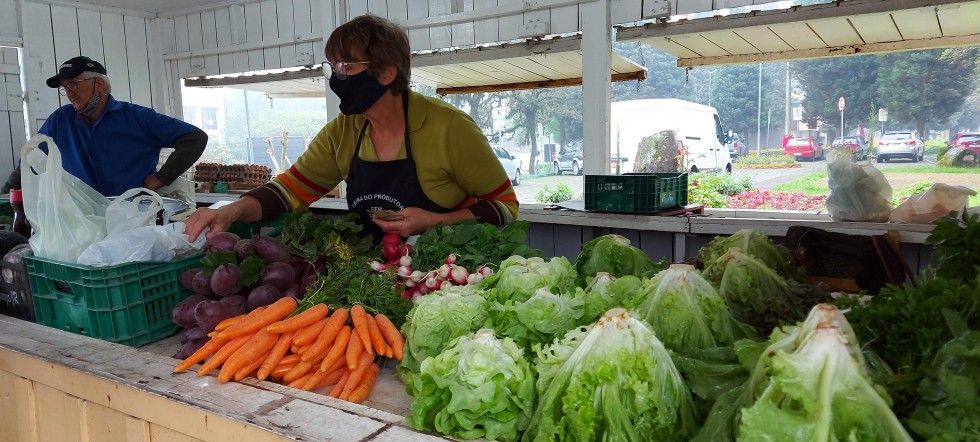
[242,184,290,222]
[467,200,515,226]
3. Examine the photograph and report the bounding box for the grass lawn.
[775,169,980,207]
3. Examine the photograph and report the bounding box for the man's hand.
[144,174,164,191]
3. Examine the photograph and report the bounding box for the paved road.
[515,155,937,202]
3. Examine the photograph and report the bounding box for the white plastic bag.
[826,153,893,222]
[77,222,205,267]
[105,187,164,235]
[20,134,109,262]
[889,184,977,224]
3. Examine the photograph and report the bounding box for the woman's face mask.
[329,70,389,115]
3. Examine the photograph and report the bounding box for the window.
[202,107,218,130]
[183,106,199,126]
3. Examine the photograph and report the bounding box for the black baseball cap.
[45,56,107,88]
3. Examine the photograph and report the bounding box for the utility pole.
[756,63,762,154]
[784,62,792,139]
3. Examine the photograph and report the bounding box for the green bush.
[924,140,948,156]
[893,180,934,206]
[535,183,573,204]
[528,163,555,178]
[735,153,798,165]
[688,173,752,208]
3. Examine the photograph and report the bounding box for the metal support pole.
[756,63,762,154]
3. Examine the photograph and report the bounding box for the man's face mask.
[329,70,388,115]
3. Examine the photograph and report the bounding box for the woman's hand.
[372,207,438,237]
[185,206,242,242]
[372,207,475,236]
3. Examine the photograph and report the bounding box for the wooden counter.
[0,315,442,442]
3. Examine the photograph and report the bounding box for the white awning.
[618,0,980,67]
[185,34,647,96]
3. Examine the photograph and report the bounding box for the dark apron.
[346,94,453,241]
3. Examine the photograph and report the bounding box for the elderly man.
[4,56,207,197]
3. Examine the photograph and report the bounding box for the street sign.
[878,108,888,122]
[838,96,846,112]
[792,106,803,121]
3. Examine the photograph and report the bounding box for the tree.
[795,54,880,136]
[540,87,583,148]
[502,89,548,174]
[251,111,328,138]
[442,93,499,133]
[876,48,978,136]
[612,41,696,101]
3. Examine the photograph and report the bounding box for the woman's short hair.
[325,15,411,94]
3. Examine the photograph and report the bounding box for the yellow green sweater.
[246,91,518,225]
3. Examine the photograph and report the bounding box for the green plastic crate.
[27,254,202,347]
[584,173,688,213]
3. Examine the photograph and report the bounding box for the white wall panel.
[76,9,105,61]
[406,0,431,50]
[551,3,579,35]
[244,2,265,71]
[367,0,388,17]
[452,0,476,47]
[200,11,220,75]
[22,1,59,128]
[214,8,236,73]
[260,0,281,69]
[473,0,498,44]
[293,0,316,66]
[186,11,206,76]
[229,5,250,72]
[348,0,368,20]
[277,0,297,65]
[496,0,523,41]
[101,13,131,101]
[124,16,152,107]
[0,0,20,41]
[428,0,452,49]
[50,5,80,60]
[173,15,190,77]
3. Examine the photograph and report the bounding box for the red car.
[783,137,825,161]
[950,132,980,154]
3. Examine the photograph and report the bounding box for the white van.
[610,99,734,173]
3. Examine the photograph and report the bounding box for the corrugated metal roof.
[619,0,980,67]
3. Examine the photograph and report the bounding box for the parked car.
[493,146,522,186]
[950,132,980,155]
[830,136,868,160]
[726,132,747,157]
[552,143,630,175]
[877,131,924,163]
[554,141,584,175]
[783,137,825,161]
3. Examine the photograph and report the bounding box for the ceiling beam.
[184,67,323,87]
[436,71,646,95]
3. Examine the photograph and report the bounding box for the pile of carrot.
[173,297,404,404]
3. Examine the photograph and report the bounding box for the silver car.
[877,131,924,163]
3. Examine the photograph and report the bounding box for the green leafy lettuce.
[574,234,667,286]
[399,285,490,376]
[695,304,912,441]
[480,256,577,303]
[907,324,979,441]
[698,229,801,281]
[703,248,824,335]
[633,264,752,352]
[573,273,646,325]
[524,308,699,441]
[407,329,536,442]
[486,288,584,350]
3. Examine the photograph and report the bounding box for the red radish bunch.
[369,249,493,299]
